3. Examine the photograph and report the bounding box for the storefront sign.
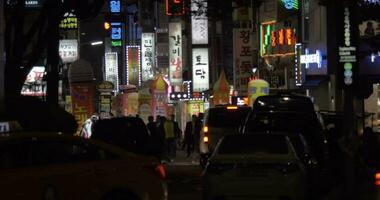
[169,22,183,85]
[301,49,323,69]
[191,0,208,45]
[141,33,155,81]
[111,22,122,47]
[166,0,185,16]
[192,48,209,92]
[234,28,253,94]
[59,39,78,63]
[339,7,357,85]
[126,46,141,86]
[110,0,121,13]
[105,52,119,92]
[231,96,248,106]
[295,43,303,86]
[25,0,43,8]
[281,0,299,10]
[21,66,46,96]
[260,21,296,57]
[59,13,78,29]
[70,82,95,134]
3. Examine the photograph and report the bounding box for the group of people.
[146,113,203,163]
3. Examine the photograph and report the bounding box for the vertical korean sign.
[71,82,95,134]
[192,48,209,92]
[169,22,182,86]
[234,29,253,95]
[141,33,155,82]
[59,39,78,63]
[105,52,119,92]
[191,0,208,44]
[126,46,141,86]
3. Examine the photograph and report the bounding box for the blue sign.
[111,22,122,40]
[110,0,121,13]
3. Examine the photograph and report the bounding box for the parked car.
[199,105,251,166]
[91,117,153,156]
[0,132,167,200]
[202,133,307,200]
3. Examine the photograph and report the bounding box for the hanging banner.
[169,22,183,85]
[70,82,95,134]
[152,75,168,118]
[105,52,119,92]
[126,46,141,86]
[141,33,155,82]
[191,0,208,45]
[233,28,253,95]
[59,39,78,63]
[192,48,209,92]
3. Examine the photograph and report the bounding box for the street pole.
[0,1,5,113]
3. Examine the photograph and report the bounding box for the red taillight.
[375,173,380,186]
[155,164,166,179]
[227,106,238,110]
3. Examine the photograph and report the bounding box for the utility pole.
[0,1,5,113]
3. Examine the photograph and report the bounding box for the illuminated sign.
[126,45,141,86]
[59,39,78,63]
[141,33,155,81]
[25,0,42,8]
[166,0,185,16]
[301,49,323,69]
[231,96,248,106]
[295,43,303,86]
[281,0,299,10]
[110,0,121,13]
[371,52,380,62]
[192,48,209,92]
[260,22,296,57]
[111,22,122,47]
[105,52,119,92]
[59,13,78,29]
[169,22,183,85]
[21,66,46,96]
[191,0,208,44]
[339,7,357,85]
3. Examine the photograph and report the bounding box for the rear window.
[217,134,289,155]
[253,95,315,113]
[207,107,250,127]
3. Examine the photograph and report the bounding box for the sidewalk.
[166,146,200,166]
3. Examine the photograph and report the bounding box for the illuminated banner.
[141,33,155,81]
[191,0,208,44]
[234,29,253,95]
[59,39,78,63]
[126,45,141,86]
[166,0,185,16]
[260,21,296,57]
[169,22,183,85]
[21,66,46,96]
[192,48,209,92]
[59,13,78,29]
[70,82,95,134]
[105,52,119,92]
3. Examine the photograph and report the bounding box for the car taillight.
[145,163,166,180]
[227,106,238,110]
[375,173,380,186]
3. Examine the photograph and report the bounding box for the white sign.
[105,52,119,92]
[21,66,46,96]
[300,49,323,69]
[59,39,78,63]
[141,33,155,81]
[192,48,209,92]
[169,22,183,85]
[233,29,253,95]
[191,0,208,45]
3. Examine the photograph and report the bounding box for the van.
[199,105,251,166]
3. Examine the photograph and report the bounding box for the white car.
[202,133,307,200]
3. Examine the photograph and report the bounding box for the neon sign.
[260,21,296,57]
[110,0,121,13]
[300,49,323,69]
[110,22,122,47]
[281,0,299,10]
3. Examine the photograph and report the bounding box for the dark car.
[91,117,154,156]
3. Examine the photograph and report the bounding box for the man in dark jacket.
[184,115,197,157]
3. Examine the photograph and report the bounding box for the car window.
[0,140,31,169]
[217,134,289,155]
[207,107,250,127]
[30,139,119,166]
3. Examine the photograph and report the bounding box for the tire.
[102,190,140,200]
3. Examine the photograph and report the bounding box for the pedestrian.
[184,115,197,157]
[193,113,203,153]
[147,115,161,159]
[162,114,181,162]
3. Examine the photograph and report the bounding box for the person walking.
[147,116,161,160]
[184,115,197,157]
[162,114,181,162]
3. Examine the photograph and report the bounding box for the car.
[202,133,307,200]
[199,105,251,166]
[0,132,167,200]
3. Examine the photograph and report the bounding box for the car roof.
[253,93,315,113]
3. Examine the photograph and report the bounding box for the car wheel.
[43,185,59,200]
[102,190,140,200]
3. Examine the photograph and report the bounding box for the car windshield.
[207,107,250,127]
[217,134,289,155]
